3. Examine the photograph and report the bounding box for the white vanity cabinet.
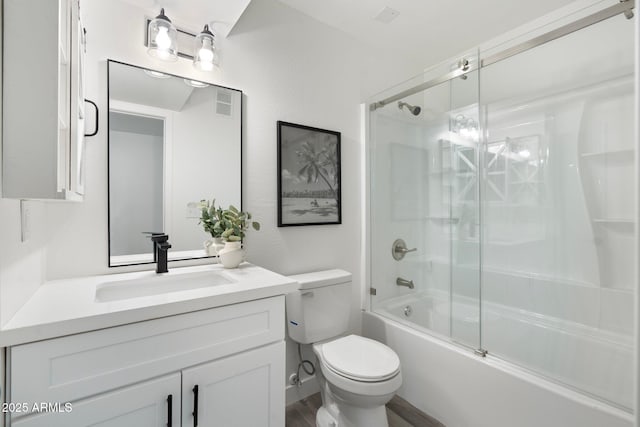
[6,297,286,426]
[3,0,86,200]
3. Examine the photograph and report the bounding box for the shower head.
[398,101,421,116]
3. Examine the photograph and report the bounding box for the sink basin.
[95,270,235,302]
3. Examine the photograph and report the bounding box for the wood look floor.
[286,393,446,427]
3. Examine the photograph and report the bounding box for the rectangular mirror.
[108,60,242,267]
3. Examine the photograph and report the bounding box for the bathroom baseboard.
[285,375,319,406]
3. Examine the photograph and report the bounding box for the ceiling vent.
[216,88,233,116]
[374,6,400,24]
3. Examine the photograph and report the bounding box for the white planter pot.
[204,237,225,256]
[218,241,244,268]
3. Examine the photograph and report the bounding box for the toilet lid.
[320,335,400,382]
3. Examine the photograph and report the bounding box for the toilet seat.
[318,335,400,382]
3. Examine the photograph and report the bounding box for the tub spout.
[396,277,414,289]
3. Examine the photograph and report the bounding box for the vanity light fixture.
[143,69,171,79]
[183,79,209,88]
[147,8,178,62]
[193,24,217,71]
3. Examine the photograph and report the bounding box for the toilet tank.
[286,269,352,344]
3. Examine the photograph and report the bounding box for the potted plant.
[200,201,260,267]
[216,205,260,268]
[199,199,226,256]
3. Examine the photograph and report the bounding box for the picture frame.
[277,121,342,227]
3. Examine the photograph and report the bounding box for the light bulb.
[199,39,214,63]
[156,27,171,50]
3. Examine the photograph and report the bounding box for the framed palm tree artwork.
[277,121,341,226]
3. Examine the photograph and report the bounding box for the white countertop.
[0,263,298,347]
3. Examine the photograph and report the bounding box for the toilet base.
[315,373,391,427]
[316,404,390,427]
[316,406,338,427]
[316,403,389,427]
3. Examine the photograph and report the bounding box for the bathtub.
[363,292,633,427]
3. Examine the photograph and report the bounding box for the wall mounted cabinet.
[3,0,86,200]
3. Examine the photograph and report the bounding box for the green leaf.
[252,222,260,231]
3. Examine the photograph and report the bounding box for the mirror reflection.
[108,60,242,266]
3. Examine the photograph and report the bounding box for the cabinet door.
[12,373,180,427]
[182,342,285,427]
[69,0,86,196]
[3,0,83,200]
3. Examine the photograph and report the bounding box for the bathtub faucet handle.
[392,239,417,260]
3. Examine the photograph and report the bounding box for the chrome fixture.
[193,24,217,71]
[396,277,415,289]
[403,305,413,317]
[147,8,178,62]
[458,58,470,79]
[397,101,421,116]
[622,0,634,18]
[145,12,221,72]
[474,348,488,357]
[392,238,417,261]
[458,58,470,72]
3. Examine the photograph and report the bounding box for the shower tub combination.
[364,1,636,426]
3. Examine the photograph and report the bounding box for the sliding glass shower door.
[369,4,635,412]
[369,56,482,351]
[479,12,635,409]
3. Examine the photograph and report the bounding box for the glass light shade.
[143,69,171,79]
[193,25,217,71]
[147,8,178,62]
[183,79,209,88]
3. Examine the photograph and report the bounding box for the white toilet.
[286,270,402,427]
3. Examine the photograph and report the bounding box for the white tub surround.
[0,263,298,347]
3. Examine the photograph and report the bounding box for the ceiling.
[276,0,577,69]
[117,0,252,38]
[110,62,196,112]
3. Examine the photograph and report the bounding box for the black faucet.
[144,232,172,273]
